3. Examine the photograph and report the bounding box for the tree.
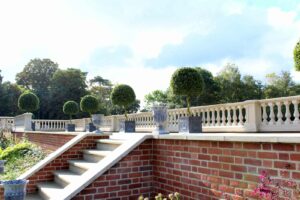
[15,58,58,119]
[264,71,296,98]
[18,92,40,113]
[49,68,88,119]
[0,82,23,116]
[170,67,204,115]
[241,75,263,100]
[80,95,99,117]
[215,63,244,103]
[111,84,136,119]
[63,101,79,121]
[144,90,168,109]
[294,40,300,71]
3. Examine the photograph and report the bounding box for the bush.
[80,95,99,116]
[18,92,40,113]
[111,84,136,119]
[170,67,203,115]
[294,40,300,71]
[63,101,79,120]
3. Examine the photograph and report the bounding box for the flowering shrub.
[253,171,300,200]
[139,192,180,200]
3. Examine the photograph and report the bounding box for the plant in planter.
[111,84,136,132]
[63,101,79,132]
[170,67,204,133]
[80,95,101,132]
[18,92,40,131]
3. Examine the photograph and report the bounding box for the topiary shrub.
[294,40,300,71]
[80,95,99,117]
[111,84,136,119]
[63,101,79,121]
[18,92,40,113]
[170,67,203,115]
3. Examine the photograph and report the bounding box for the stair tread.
[96,139,124,144]
[68,160,97,169]
[83,149,112,156]
[26,194,43,200]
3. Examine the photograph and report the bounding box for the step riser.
[38,189,50,200]
[54,176,69,187]
[97,143,119,150]
[69,164,86,174]
[83,153,105,162]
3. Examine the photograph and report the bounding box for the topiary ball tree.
[63,101,79,122]
[294,40,300,71]
[170,67,203,116]
[80,95,99,118]
[111,84,136,119]
[18,92,40,113]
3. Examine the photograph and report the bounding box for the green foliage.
[0,139,46,180]
[170,67,203,114]
[80,95,99,116]
[0,82,23,116]
[294,40,300,71]
[18,91,40,113]
[49,68,87,119]
[63,101,79,119]
[111,84,136,119]
[111,84,136,108]
[139,192,180,200]
[16,58,58,119]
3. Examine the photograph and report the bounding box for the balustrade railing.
[9,95,300,133]
[0,117,14,131]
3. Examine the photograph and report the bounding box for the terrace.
[1,95,300,199]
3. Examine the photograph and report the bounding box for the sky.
[0,0,300,104]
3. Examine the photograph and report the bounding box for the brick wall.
[2,137,300,199]
[73,140,154,200]
[12,132,76,152]
[0,135,109,199]
[152,140,300,200]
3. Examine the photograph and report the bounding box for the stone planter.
[152,104,169,134]
[0,160,5,173]
[86,123,96,132]
[66,124,75,132]
[119,121,135,133]
[92,114,103,134]
[2,179,29,200]
[178,116,202,133]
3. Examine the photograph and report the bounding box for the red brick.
[273,143,295,151]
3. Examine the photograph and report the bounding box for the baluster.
[292,99,299,124]
[284,101,291,124]
[276,102,283,125]
[232,106,237,125]
[221,107,226,126]
[216,107,220,126]
[211,108,215,126]
[207,109,211,126]
[238,106,243,125]
[201,109,205,126]
[261,103,268,125]
[268,102,275,125]
[227,107,232,126]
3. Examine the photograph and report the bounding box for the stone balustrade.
[0,117,14,131]
[8,95,300,133]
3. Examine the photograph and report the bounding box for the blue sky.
[0,0,300,103]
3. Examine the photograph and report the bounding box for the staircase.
[26,133,150,200]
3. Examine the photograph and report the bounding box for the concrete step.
[37,182,64,200]
[83,149,111,162]
[110,133,136,140]
[53,170,81,187]
[96,139,124,150]
[25,194,43,200]
[68,160,96,174]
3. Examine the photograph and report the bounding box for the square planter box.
[120,121,135,133]
[66,124,75,132]
[86,123,96,132]
[179,116,202,133]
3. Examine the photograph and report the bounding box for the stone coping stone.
[13,131,112,136]
[151,133,300,143]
